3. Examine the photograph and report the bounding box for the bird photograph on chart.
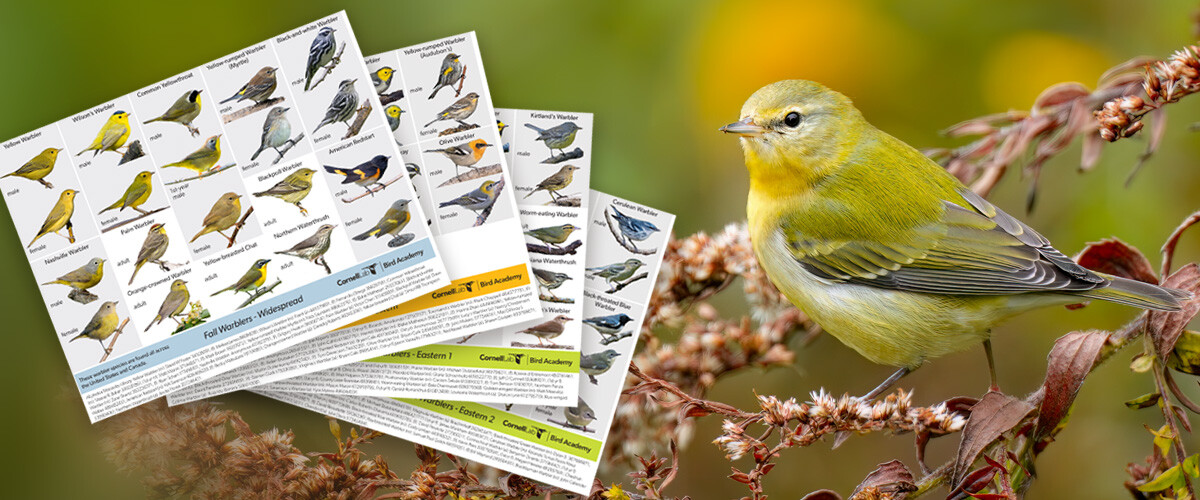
[273,16,373,148]
[176,174,262,258]
[315,131,427,262]
[424,132,511,232]
[1,126,99,259]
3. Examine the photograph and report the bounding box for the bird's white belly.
[757,231,1018,368]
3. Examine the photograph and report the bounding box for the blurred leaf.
[849,460,916,499]
[1147,424,1176,457]
[1137,464,1182,492]
[1185,454,1200,478]
[953,392,1035,485]
[327,417,341,442]
[1131,353,1156,373]
[1074,239,1159,284]
[1169,330,1200,375]
[1124,392,1162,409]
[1149,264,1200,359]
[1035,331,1106,440]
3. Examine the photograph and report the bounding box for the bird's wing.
[263,179,308,196]
[782,188,1105,295]
[57,268,92,283]
[287,232,322,251]
[122,182,150,206]
[201,204,228,227]
[100,124,126,149]
[180,147,213,163]
[233,269,261,290]
[136,232,166,263]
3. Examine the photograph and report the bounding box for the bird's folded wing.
[785,188,1105,295]
[102,126,125,149]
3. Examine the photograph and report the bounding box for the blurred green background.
[1,1,1199,498]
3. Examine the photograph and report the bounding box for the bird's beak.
[720,118,766,137]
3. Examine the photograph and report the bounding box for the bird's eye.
[783,112,802,128]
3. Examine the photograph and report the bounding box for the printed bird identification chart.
[259,108,592,405]
[167,32,541,406]
[256,190,673,494]
[0,12,449,422]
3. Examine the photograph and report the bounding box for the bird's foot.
[38,179,53,189]
[297,204,308,216]
[588,375,598,385]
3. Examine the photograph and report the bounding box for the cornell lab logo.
[532,426,546,439]
[510,353,525,365]
[361,263,379,276]
[478,353,525,365]
[460,280,474,292]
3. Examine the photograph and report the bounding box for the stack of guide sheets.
[0,11,676,494]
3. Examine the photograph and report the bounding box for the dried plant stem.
[98,318,131,363]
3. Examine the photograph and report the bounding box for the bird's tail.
[428,85,443,99]
[251,146,264,161]
[219,94,239,104]
[424,118,438,128]
[1076,275,1191,311]
[252,190,268,197]
[352,230,374,241]
[144,319,157,333]
[128,264,143,286]
[324,165,347,177]
[142,117,162,124]
[0,172,11,179]
[523,190,536,199]
[69,332,87,342]
[41,279,63,286]
[523,123,546,133]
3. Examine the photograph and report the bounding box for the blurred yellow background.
[0,1,1197,498]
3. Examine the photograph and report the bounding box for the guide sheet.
[257,190,673,494]
[0,12,449,422]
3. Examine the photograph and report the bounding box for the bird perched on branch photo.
[428,52,464,99]
[305,27,337,91]
[143,89,202,136]
[220,67,277,105]
[524,121,582,156]
[2,147,62,189]
[76,111,130,158]
[722,79,1191,398]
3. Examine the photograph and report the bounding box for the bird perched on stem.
[586,259,644,292]
[220,67,277,105]
[3,147,62,189]
[251,107,292,162]
[71,301,120,355]
[99,171,155,216]
[212,259,270,297]
[190,193,242,244]
[438,179,499,216]
[532,267,572,300]
[144,89,202,136]
[129,223,169,285]
[324,155,389,197]
[425,139,492,177]
[27,189,77,248]
[580,349,621,384]
[277,224,337,273]
[525,165,580,202]
[524,121,582,156]
[305,27,337,91]
[254,168,315,215]
[517,315,572,346]
[145,279,190,332]
[563,397,596,431]
[425,92,479,128]
[582,313,634,341]
[76,111,130,158]
[313,79,359,134]
[428,53,463,99]
[609,205,660,250]
[353,199,411,242]
[722,80,1191,398]
[163,135,221,177]
[524,223,580,249]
